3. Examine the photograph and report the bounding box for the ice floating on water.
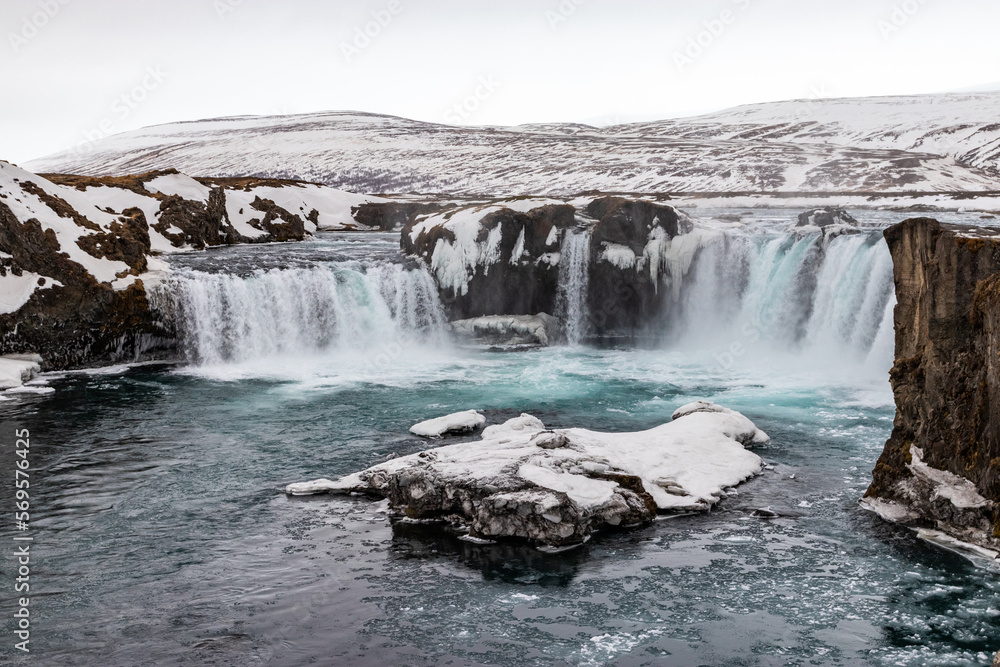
[410,410,487,438]
[0,354,42,390]
[287,401,768,547]
[451,314,559,348]
[916,529,1000,569]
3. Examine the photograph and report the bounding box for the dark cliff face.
[0,166,314,369]
[586,197,692,333]
[397,196,696,335]
[402,204,577,319]
[354,201,446,231]
[0,198,167,367]
[0,279,165,369]
[866,218,1000,550]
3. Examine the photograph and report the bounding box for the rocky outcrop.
[46,169,357,247]
[401,201,576,319]
[287,402,769,548]
[865,218,1000,554]
[399,196,702,336]
[0,276,164,369]
[586,197,695,333]
[352,201,447,231]
[796,206,858,228]
[0,161,382,369]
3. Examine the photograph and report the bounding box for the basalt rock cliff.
[586,197,694,333]
[398,196,698,336]
[866,218,1000,554]
[401,202,577,319]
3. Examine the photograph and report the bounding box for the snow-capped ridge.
[25,92,1000,196]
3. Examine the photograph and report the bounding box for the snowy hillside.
[25,92,1000,196]
[607,92,1000,175]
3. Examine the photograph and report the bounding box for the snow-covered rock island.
[286,401,770,548]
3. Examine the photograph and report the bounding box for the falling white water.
[670,229,896,368]
[151,263,447,365]
[153,227,896,371]
[556,230,592,344]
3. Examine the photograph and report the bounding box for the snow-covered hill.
[606,92,1000,175]
[25,92,1000,196]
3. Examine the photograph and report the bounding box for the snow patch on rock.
[145,173,212,203]
[599,243,638,270]
[410,410,487,438]
[0,272,60,314]
[0,354,42,390]
[908,446,991,510]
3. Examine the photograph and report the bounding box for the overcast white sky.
[2,0,998,164]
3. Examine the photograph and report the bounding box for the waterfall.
[670,229,896,367]
[151,226,897,370]
[151,263,447,365]
[556,229,592,344]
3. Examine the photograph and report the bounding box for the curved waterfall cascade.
[556,229,592,344]
[151,263,448,365]
[668,229,896,366]
[152,227,896,368]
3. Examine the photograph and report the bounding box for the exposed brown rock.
[40,169,176,197]
[0,200,98,288]
[75,208,151,273]
[245,196,306,242]
[866,218,1000,550]
[20,180,101,231]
